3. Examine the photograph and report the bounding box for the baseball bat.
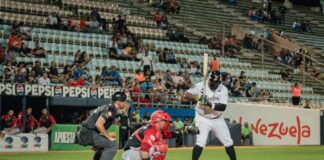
[202,53,208,97]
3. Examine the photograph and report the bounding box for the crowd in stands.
[0,107,56,137]
[151,0,181,15]
[247,1,286,25]
[199,33,241,57]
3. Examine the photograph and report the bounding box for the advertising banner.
[50,124,119,150]
[223,103,321,145]
[0,133,48,152]
[0,83,122,99]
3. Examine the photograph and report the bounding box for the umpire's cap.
[112,91,127,102]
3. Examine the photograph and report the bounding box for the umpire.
[75,91,129,160]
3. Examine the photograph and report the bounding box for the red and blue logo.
[90,88,97,98]
[54,86,62,96]
[16,84,24,96]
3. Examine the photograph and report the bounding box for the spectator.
[134,108,141,122]
[48,61,62,83]
[310,69,319,78]
[47,13,58,29]
[134,69,145,83]
[292,20,301,32]
[153,78,165,92]
[231,79,243,97]
[247,82,260,98]
[189,62,200,75]
[154,11,163,28]
[1,110,20,135]
[184,117,192,127]
[141,111,150,124]
[169,0,181,14]
[173,116,184,147]
[0,45,5,63]
[241,122,252,145]
[34,108,56,134]
[278,4,287,26]
[17,107,37,133]
[32,61,45,78]
[229,0,238,8]
[303,99,312,109]
[122,77,133,90]
[74,50,82,64]
[140,52,153,73]
[183,70,192,88]
[65,74,86,86]
[5,50,17,64]
[102,66,122,86]
[222,69,233,89]
[171,71,187,90]
[14,69,27,83]
[7,34,22,52]
[209,55,220,72]
[165,49,177,64]
[239,71,248,88]
[4,62,15,83]
[88,16,101,33]
[164,70,174,89]
[38,72,51,85]
[130,111,141,134]
[90,9,107,32]
[279,69,291,82]
[161,15,169,30]
[291,82,302,106]
[19,43,32,57]
[79,18,88,32]
[140,76,154,93]
[115,15,126,34]
[27,72,37,84]
[31,42,46,58]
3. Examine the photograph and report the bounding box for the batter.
[181,71,237,160]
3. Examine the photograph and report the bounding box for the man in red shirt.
[33,108,56,134]
[122,110,174,160]
[17,107,37,133]
[1,109,20,135]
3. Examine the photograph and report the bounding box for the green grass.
[0,146,324,160]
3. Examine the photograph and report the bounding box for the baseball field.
[0,146,323,160]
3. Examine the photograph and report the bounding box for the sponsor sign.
[0,83,122,99]
[223,103,321,145]
[50,124,119,150]
[0,134,48,152]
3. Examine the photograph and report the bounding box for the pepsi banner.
[0,83,121,99]
[0,133,48,152]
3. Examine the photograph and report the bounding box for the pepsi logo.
[90,88,97,98]
[16,84,24,95]
[54,86,62,96]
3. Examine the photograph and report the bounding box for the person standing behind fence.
[1,110,20,135]
[33,108,56,134]
[291,82,302,106]
[17,107,37,133]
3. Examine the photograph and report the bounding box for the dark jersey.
[82,104,117,133]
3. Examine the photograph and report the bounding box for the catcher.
[122,110,175,160]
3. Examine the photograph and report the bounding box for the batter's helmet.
[112,91,126,102]
[209,71,222,90]
[151,110,170,123]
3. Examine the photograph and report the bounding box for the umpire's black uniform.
[77,104,118,160]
